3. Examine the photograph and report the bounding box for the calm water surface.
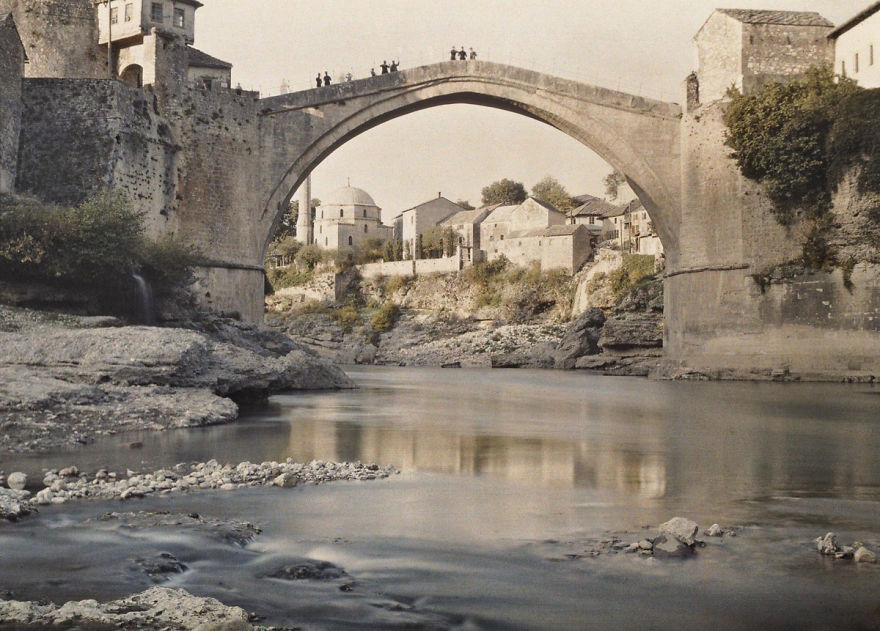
[1,367,879,630]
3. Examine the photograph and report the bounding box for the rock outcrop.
[0,309,354,454]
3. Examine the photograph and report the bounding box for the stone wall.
[695,12,743,104]
[0,0,104,79]
[741,22,834,94]
[16,78,179,237]
[0,14,24,192]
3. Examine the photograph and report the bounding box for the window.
[124,3,133,21]
[173,7,185,28]
[855,53,860,73]
[363,224,368,233]
[110,7,119,24]
[151,2,163,22]
[339,209,343,218]
[362,209,366,217]
[348,236,353,246]
[500,235,504,240]
[325,237,328,246]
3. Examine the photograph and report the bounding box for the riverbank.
[0,306,353,455]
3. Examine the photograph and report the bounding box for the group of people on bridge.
[450,46,477,61]
[315,59,400,88]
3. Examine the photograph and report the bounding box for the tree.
[455,199,475,210]
[271,198,321,243]
[481,179,527,206]
[603,171,626,201]
[531,176,575,212]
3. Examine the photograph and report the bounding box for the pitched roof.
[569,195,619,218]
[482,204,519,224]
[441,205,496,226]
[828,2,880,39]
[504,224,585,239]
[716,9,833,27]
[187,46,232,70]
[400,196,463,219]
[524,196,564,215]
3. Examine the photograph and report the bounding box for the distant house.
[829,2,880,87]
[399,195,464,259]
[693,9,834,103]
[568,194,620,244]
[481,197,566,248]
[187,46,232,88]
[440,204,499,263]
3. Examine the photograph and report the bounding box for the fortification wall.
[0,16,24,192]
[0,0,104,79]
[16,78,179,237]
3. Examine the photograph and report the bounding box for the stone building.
[439,204,498,263]
[481,196,566,247]
[398,195,464,259]
[829,2,880,87]
[313,185,392,250]
[568,194,619,240]
[186,45,231,89]
[0,13,25,192]
[694,9,834,104]
[490,224,591,274]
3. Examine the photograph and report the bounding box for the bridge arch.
[257,61,682,264]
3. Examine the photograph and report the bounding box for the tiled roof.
[187,46,232,70]
[505,224,584,239]
[570,196,619,218]
[441,206,495,226]
[717,9,833,27]
[828,2,880,39]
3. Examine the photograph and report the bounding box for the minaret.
[295,175,313,245]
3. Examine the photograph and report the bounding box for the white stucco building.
[314,185,392,250]
[830,2,880,87]
[399,195,464,259]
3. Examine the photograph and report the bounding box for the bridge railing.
[246,49,674,103]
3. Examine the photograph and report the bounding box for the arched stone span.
[256,61,682,265]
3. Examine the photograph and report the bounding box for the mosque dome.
[323,186,378,207]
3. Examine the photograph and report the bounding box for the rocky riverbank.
[0,307,354,454]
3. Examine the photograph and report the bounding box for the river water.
[1,367,880,630]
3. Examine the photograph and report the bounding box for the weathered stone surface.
[133,552,188,582]
[553,307,606,369]
[266,559,350,581]
[706,523,723,537]
[599,313,663,352]
[0,488,33,521]
[659,517,699,545]
[651,534,694,558]
[816,532,840,556]
[0,586,252,629]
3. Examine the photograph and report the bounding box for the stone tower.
[295,175,313,245]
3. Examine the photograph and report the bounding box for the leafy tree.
[603,171,626,201]
[531,176,575,212]
[455,199,475,210]
[723,65,860,224]
[295,243,324,270]
[481,179,527,206]
[421,226,457,258]
[272,197,321,242]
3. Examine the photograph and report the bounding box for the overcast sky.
[195,0,866,217]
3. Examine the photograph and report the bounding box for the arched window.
[362,209,366,217]
[325,237,328,246]
[348,236,353,246]
[364,224,368,233]
[119,64,143,88]
[339,209,343,218]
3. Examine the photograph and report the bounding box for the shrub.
[138,235,203,296]
[329,304,361,331]
[606,254,656,302]
[370,302,400,332]
[295,244,325,270]
[267,265,313,290]
[383,274,413,295]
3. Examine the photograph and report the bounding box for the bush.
[0,192,201,299]
[267,265,313,290]
[329,304,361,331]
[383,274,413,295]
[606,254,656,302]
[295,244,325,270]
[370,302,400,332]
[723,66,861,224]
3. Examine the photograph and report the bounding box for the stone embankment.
[1,458,397,521]
[0,307,354,454]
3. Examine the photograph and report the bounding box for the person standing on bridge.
[390,59,399,72]
[380,60,389,74]
[450,46,457,61]
[469,48,477,60]
[315,73,322,88]
[370,67,376,77]
[323,71,331,86]
[458,47,467,60]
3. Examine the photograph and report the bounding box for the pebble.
[854,546,877,564]
[1,459,397,520]
[706,523,723,537]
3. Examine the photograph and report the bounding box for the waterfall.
[131,272,156,324]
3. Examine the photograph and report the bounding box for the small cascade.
[131,272,156,324]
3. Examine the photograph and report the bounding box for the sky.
[195,0,867,218]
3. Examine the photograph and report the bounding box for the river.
[1,367,879,630]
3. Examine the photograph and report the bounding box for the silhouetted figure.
[323,72,331,86]
[469,48,477,60]
[458,47,467,60]
[390,59,399,72]
[345,72,353,82]
[370,67,376,77]
[316,74,322,88]
[380,60,389,74]
[450,46,457,61]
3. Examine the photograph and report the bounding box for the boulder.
[816,532,840,556]
[553,308,606,369]
[0,488,34,520]
[273,472,298,488]
[659,517,699,545]
[651,534,694,559]
[706,523,723,537]
[598,313,663,353]
[6,472,26,491]
[854,546,877,564]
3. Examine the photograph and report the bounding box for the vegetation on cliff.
[0,192,200,307]
[723,66,880,274]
